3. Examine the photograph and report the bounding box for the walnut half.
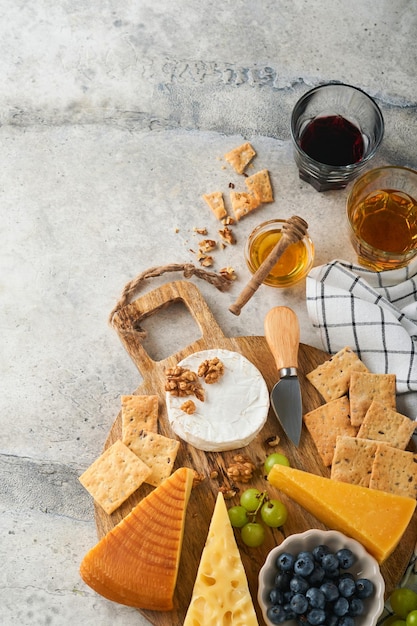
[198,357,224,384]
[226,454,256,483]
[180,399,196,414]
[165,366,205,401]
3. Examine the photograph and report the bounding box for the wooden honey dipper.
[229,215,309,316]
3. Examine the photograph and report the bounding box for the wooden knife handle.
[264,306,300,371]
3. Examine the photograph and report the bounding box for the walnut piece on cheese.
[180,399,196,415]
[198,357,224,384]
[165,366,205,402]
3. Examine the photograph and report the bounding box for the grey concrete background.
[1,1,416,624]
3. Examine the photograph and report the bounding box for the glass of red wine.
[291,83,384,191]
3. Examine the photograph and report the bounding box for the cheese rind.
[183,492,259,626]
[166,349,269,451]
[268,464,416,563]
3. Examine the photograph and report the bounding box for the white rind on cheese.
[183,492,259,626]
[166,349,269,451]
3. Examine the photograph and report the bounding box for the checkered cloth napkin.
[306,257,417,416]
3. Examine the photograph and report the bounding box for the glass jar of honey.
[245,219,314,287]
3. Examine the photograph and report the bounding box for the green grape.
[390,588,417,619]
[384,618,406,626]
[240,488,263,512]
[406,610,417,626]
[263,452,290,476]
[260,499,288,528]
[241,522,265,547]
[228,505,249,528]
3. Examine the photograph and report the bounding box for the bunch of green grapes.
[227,453,290,548]
[385,588,417,625]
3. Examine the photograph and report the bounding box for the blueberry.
[355,577,374,599]
[326,615,339,626]
[294,554,315,577]
[269,588,284,605]
[308,564,325,586]
[306,608,326,624]
[312,544,331,563]
[333,596,349,617]
[321,553,339,573]
[320,581,339,602]
[338,617,355,626]
[274,571,291,591]
[349,597,364,616]
[277,552,295,572]
[290,593,309,615]
[290,575,309,594]
[282,604,296,620]
[336,548,355,569]
[338,576,356,598]
[306,587,326,609]
[266,604,287,624]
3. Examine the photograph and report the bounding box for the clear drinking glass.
[291,83,384,192]
[346,166,417,270]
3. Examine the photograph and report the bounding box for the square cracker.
[306,346,368,403]
[303,396,357,466]
[202,191,227,220]
[245,169,274,203]
[357,400,416,450]
[330,436,378,487]
[230,191,260,220]
[78,440,151,515]
[369,444,417,499]
[121,394,159,441]
[126,430,180,487]
[349,372,396,427]
[224,142,256,174]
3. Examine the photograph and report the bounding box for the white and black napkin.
[306,257,417,416]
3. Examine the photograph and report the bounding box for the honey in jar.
[245,219,314,287]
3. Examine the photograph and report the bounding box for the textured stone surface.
[1,1,417,624]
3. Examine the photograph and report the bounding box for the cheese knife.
[264,306,303,446]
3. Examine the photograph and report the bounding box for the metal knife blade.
[264,306,302,446]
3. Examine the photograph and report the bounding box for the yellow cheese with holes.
[183,492,259,626]
[268,464,416,564]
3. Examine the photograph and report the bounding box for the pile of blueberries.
[265,544,374,625]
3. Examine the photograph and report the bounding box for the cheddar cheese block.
[183,492,259,626]
[268,464,416,563]
[80,467,194,610]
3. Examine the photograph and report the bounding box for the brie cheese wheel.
[166,349,269,451]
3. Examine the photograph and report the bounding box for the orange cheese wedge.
[80,466,194,610]
[268,464,416,563]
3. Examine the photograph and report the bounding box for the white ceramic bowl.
[258,529,385,626]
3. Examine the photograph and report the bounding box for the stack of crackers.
[79,395,180,515]
[202,142,274,222]
[304,347,417,499]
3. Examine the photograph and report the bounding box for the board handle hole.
[138,300,202,361]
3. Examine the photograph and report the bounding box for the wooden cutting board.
[95,280,417,626]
